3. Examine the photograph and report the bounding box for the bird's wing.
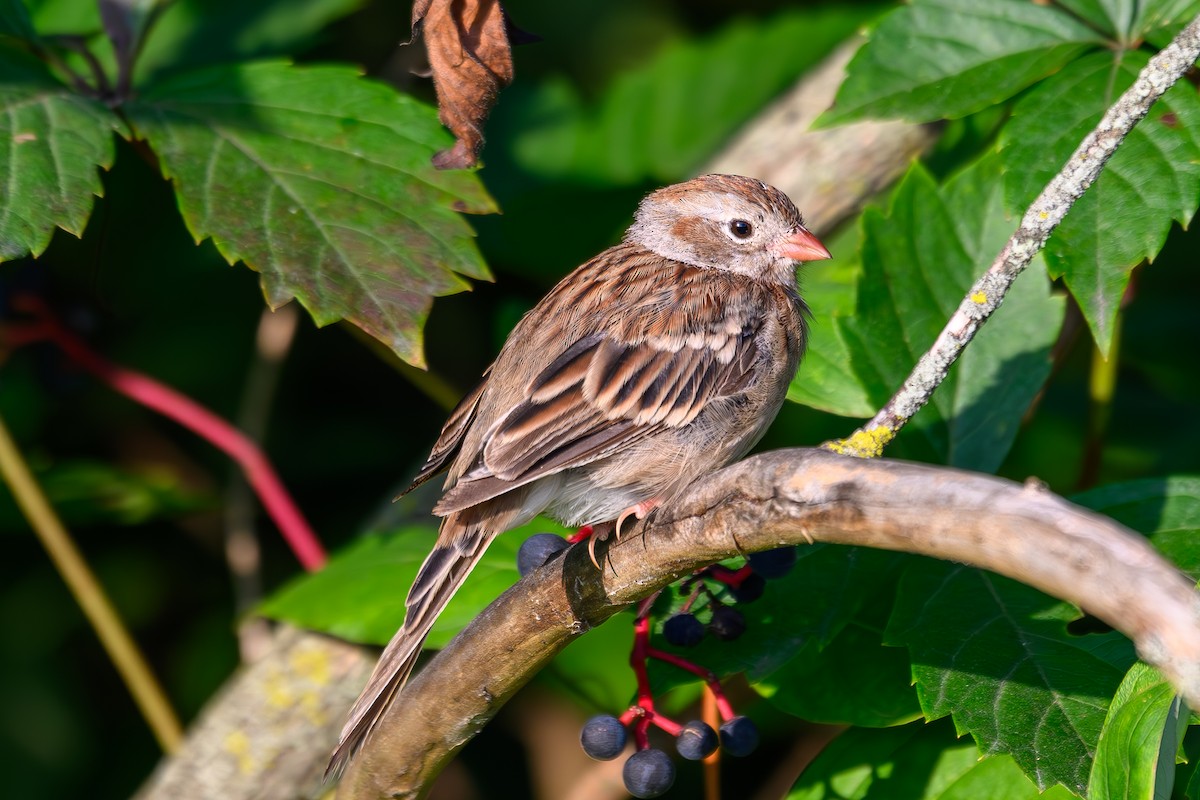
[434,308,761,515]
[398,366,492,496]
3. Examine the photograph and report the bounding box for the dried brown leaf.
[414,0,514,169]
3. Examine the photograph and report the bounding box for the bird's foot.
[614,498,661,541]
[567,524,595,545]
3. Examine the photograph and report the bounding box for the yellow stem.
[0,413,183,752]
[1079,308,1124,489]
[703,687,721,800]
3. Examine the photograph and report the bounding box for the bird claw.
[588,535,602,570]
[614,498,661,542]
[581,499,661,570]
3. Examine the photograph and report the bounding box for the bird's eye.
[729,220,754,239]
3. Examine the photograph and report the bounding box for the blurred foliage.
[1,0,1199,798]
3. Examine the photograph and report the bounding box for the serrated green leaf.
[1088,663,1186,800]
[1,0,36,39]
[1072,476,1200,579]
[125,61,496,366]
[759,598,921,728]
[1001,51,1200,356]
[831,158,1064,470]
[932,754,1080,800]
[258,517,570,647]
[134,0,364,83]
[886,560,1134,794]
[1060,0,1200,41]
[506,5,877,185]
[0,43,116,260]
[788,321,876,418]
[1133,0,1200,41]
[647,545,903,695]
[789,225,874,418]
[787,719,1081,800]
[1054,0,1128,36]
[820,0,1101,126]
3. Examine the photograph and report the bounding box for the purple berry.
[623,748,675,798]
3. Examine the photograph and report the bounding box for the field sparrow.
[329,173,830,773]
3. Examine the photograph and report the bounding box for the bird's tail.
[326,522,494,778]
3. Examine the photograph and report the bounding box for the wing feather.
[433,320,759,514]
[399,368,491,496]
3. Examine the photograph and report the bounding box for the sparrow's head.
[626,174,830,281]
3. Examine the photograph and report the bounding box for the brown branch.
[339,448,1200,799]
[134,626,373,800]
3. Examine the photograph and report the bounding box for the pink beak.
[776,227,831,263]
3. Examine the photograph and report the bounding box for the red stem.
[704,563,753,590]
[11,298,326,571]
[626,597,741,744]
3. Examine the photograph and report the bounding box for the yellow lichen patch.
[289,646,334,724]
[264,666,295,709]
[970,291,987,304]
[302,690,329,726]
[291,646,332,685]
[224,730,255,775]
[822,426,894,458]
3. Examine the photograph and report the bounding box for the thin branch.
[226,304,300,663]
[337,448,1200,799]
[0,412,183,752]
[826,13,1200,458]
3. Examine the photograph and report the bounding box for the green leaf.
[1000,51,1200,356]
[543,608,638,713]
[886,560,1134,794]
[258,518,570,647]
[786,722,927,800]
[134,0,364,83]
[788,320,876,419]
[647,545,904,694]
[1188,729,1200,799]
[0,459,210,531]
[26,0,100,32]
[1072,476,1200,579]
[1053,0,1127,36]
[820,0,1101,126]
[1088,663,1186,800]
[1,0,36,39]
[931,755,1080,800]
[1133,0,1200,42]
[1058,0,1200,41]
[759,597,922,728]
[506,5,877,185]
[829,158,1064,470]
[0,43,117,260]
[125,61,496,366]
[789,225,875,418]
[787,719,1078,800]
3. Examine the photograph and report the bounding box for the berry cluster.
[516,533,798,798]
[578,603,761,798]
[661,546,797,648]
